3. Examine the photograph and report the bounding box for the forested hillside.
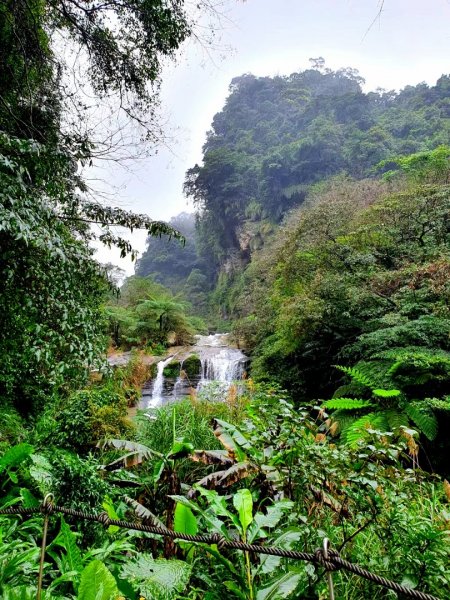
[186,63,450,271]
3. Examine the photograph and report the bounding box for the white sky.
[91,0,450,274]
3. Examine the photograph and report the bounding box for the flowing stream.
[141,333,247,408]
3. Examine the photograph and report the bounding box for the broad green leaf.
[256,572,302,600]
[77,560,119,600]
[121,555,191,599]
[168,439,194,459]
[102,496,120,534]
[0,444,34,474]
[174,503,198,536]
[233,489,253,535]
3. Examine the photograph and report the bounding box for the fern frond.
[335,365,377,389]
[332,412,357,436]
[372,388,401,398]
[323,398,373,411]
[421,397,450,411]
[344,413,389,447]
[404,403,438,441]
[385,409,409,432]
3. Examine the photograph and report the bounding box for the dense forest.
[0,2,449,600]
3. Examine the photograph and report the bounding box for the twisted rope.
[0,502,441,600]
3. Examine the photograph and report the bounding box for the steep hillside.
[185,64,450,280]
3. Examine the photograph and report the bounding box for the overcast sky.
[91,0,450,274]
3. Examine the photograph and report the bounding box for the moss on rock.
[183,355,201,379]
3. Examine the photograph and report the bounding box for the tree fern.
[345,413,389,447]
[404,403,438,441]
[323,398,373,410]
[385,409,410,432]
[372,388,401,398]
[334,365,377,389]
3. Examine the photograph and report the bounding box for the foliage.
[0,0,197,415]
[106,275,204,348]
[186,64,450,278]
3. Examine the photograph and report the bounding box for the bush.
[50,387,134,451]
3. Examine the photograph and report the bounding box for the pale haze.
[92,0,450,274]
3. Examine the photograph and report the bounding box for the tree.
[0,0,218,412]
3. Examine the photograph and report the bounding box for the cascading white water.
[147,355,174,408]
[172,360,185,400]
[140,335,247,408]
[195,333,246,390]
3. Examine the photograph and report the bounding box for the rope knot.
[314,547,340,572]
[98,512,112,527]
[210,533,227,550]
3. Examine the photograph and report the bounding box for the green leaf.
[102,496,120,534]
[372,388,401,398]
[121,555,191,599]
[224,580,248,599]
[233,489,253,535]
[334,365,376,389]
[77,560,119,600]
[168,439,195,459]
[404,403,438,440]
[19,488,39,508]
[256,572,301,600]
[0,444,34,474]
[174,503,198,536]
[53,517,83,579]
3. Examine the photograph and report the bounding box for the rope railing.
[0,498,442,600]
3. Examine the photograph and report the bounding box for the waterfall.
[140,334,247,408]
[196,333,247,390]
[147,355,175,408]
[173,360,185,400]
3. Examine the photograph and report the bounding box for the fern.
[323,398,373,410]
[404,403,438,441]
[372,388,401,398]
[335,365,377,389]
[385,409,410,431]
[345,413,389,447]
[51,517,84,579]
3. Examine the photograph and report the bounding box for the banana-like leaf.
[174,503,198,536]
[190,450,234,467]
[168,439,194,459]
[191,461,256,494]
[124,495,168,530]
[233,489,253,535]
[101,439,163,470]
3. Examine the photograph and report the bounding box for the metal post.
[323,538,335,600]
[37,494,53,600]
